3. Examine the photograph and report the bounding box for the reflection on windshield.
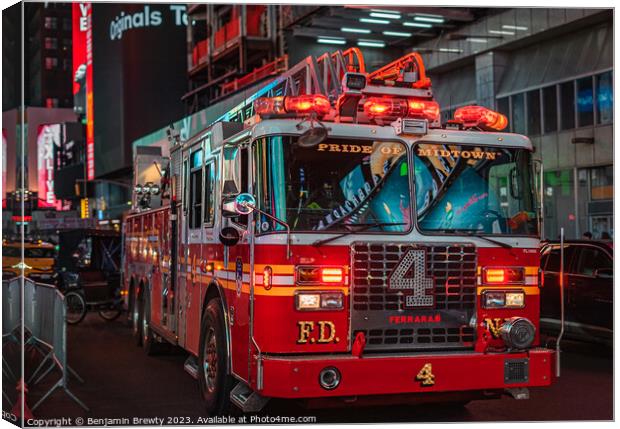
[415,143,538,236]
[254,137,411,233]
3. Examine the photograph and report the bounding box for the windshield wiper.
[433,229,513,249]
[312,222,406,247]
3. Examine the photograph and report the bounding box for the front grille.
[351,242,477,351]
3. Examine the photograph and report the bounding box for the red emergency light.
[363,97,440,122]
[483,267,525,284]
[453,105,508,131]
[254,94,331,118]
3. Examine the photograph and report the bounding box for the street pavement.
[3,313,612,425]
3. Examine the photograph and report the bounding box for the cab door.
[176,152,191,348]
[184,146,206,355]
[540,244,577,322]
[222,144,252,381]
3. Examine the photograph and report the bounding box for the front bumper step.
[258,348,555,399]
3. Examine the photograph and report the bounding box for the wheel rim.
[203,327,217,392]
[66,294,84,323]
[142,310,149,344]
[132,301,140,334]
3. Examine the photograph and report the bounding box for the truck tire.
[198,298,234,415]
[141,291,165,356]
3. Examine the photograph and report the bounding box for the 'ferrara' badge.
[388,249,434,308]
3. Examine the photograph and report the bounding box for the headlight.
[296,293,321,310]
[482,290,525,309]
[296,291,344,311]
[505,292,525,308]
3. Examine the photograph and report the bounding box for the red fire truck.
[123,49,555,414]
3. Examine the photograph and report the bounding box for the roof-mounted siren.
[358,52,440,130]
[450,105,509,131]
[254,94,333,147]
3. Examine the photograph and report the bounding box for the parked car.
[539,240,613,344]
[2,239,57,283]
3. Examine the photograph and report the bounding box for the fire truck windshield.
[253,136,411,233]
[414,143,538,236]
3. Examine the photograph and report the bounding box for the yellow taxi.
[2,240,56,283]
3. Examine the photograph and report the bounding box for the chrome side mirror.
[234,193,257,215]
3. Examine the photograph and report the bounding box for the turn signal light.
[321,268,344,283]
[363,97,440,122]
[254,94,331,118]
[263,266,273,290]
[483,267,525,284]
[296,266,346,285]
[453,105,508,131]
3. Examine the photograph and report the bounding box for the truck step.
[230,382,270,413]
[183,355,199,380]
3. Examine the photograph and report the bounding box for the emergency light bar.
[363,97,440,122]
[254,94,331,118]
[453,105,508,131]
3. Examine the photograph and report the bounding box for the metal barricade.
[2,276,88,412]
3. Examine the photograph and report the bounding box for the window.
[575,247,612,276]
[182,158,189,214]
[590,165,613,200]
[576,77,594,127]
[559,81,575,130]
[44,17,58,29]
[189,149,203,229]
[542,245,576,273]
[44,57,58,70]
[232,148,249,227]
[415,144,538,236]
[596,71,613,125]
[253,137,410,233]
[496,97,509,123]
[526,89,541,135]
[62,17,72,31]
[543,169,575,240]
[511,93,525,135]
[44,37,57,49]
[542,86,557,133]
[203,161,215,225]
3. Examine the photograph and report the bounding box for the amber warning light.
[254,94,331,118]
[453,105,508,131]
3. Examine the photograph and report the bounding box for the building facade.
[417,8,613,240]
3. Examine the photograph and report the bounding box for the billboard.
[73,2,95,180]
[91,3,187,179]
[36,124,62,209]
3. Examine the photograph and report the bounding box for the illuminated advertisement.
[73,2,95,180]
[37,124,62,209]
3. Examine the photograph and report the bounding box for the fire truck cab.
[124,50,555,414]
